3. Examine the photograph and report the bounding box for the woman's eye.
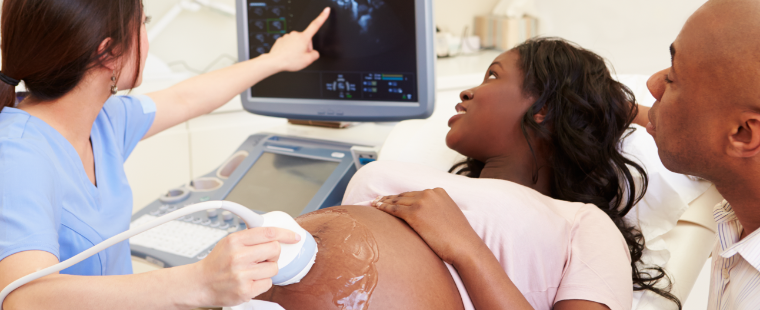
[664,74,673,84]
[488,72,497,80]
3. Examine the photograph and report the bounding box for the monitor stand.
[287,119,359,129]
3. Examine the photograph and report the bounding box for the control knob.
[222,211,234,222]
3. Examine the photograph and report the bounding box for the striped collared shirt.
[707,200,760,310]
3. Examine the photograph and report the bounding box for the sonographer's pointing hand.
[268,7,330,72]
[190,226,301,307]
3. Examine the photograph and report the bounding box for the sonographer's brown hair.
[0,0,143,110]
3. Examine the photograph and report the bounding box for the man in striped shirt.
[644,0,760,309]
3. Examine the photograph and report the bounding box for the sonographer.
[0,1,330,308]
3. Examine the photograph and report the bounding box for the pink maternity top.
[342,161,632,310]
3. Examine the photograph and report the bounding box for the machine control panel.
[130,133,360,268]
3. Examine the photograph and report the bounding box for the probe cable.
[0,201,264,310]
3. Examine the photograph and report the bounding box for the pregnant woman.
[256,38,680,310]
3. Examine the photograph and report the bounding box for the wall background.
[0,0,707,78]
[532,0,705,75]
[140,0,706,77]
[0,0,706,77]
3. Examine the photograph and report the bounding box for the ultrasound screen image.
[224,152,339,218]
[246,0,418,102]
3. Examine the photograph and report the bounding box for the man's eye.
[488,72,497,80]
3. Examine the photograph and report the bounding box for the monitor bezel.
[235,0,435,122]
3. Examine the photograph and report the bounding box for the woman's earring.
[110,73,118,95]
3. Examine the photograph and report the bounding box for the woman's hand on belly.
[256,206,464,310]
[372,188,482,264]
[373,189,614,310]
[374,188,538,310]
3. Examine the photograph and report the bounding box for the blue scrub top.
[0,95,156,275]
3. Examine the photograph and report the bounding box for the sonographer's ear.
[727,111,760,158]
[97,38,121,71]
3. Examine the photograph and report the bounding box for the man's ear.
[727,111,760,158]
[98,38,118,71]
[533,105,548,124]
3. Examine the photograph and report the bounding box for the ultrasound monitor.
[235,0,435,121]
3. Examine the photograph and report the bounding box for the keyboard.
[129,215,230,259]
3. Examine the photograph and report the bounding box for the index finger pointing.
[303,7,331,38]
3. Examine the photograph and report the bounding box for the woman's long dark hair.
[451,38,681,308]
[0,0,144,111]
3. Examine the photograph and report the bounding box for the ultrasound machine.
[128,0,435,268]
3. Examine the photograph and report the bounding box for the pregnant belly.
[256,205,464,310]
